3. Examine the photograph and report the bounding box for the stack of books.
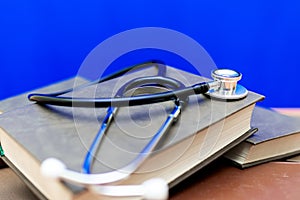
[1,64,299,200]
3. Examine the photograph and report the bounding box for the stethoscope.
[29,61,248,200]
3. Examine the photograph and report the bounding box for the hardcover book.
[225,106,300,168]
[0,65,263,199]
[0,77,88,169]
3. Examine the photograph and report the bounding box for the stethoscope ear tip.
[142,178,169,200]
[41,158,66,179]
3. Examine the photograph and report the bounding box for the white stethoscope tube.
[91,179,168,200]
[41,147,169,200]
[41,158,168,199]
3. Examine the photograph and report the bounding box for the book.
[171,159,300,200]
[0,76,90,198]
[0,77,89,170]
[0,65,263,200]
[225,106,300,168]
[283,110,300,162]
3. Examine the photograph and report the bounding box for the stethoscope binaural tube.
[28,82,209,107]
[27,61,248,108]
[82,74,186,174]
[41,108,175,199]
[41,99,178,198]
[36,61,248,200]
[41,77,186,200]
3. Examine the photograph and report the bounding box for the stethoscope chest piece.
[207,69,248,100]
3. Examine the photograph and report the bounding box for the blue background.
[1,1,299,107]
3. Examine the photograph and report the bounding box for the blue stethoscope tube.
[82,68,186,174]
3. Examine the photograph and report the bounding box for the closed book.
[0,65,263,199]
[0,77,88,169]
[225,106,300,168]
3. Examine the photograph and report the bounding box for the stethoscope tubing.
[28,61,210,107]
[82,70,187,175]
[28,83,209,107]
